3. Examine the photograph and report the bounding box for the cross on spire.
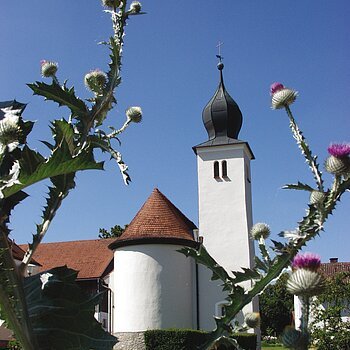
[216,41,224,62]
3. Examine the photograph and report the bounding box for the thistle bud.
[244,312,260,328]
[250,223,270,240]
[101,0,121,8]
[40,60,58,78]
[281,326,309,349]
[129,1,142,13]
[270,82,298,109]
[309,190,326,206]
[126,106,142,123]
[286,268,324,297]
[0,108,21,151]
[325,155,350,176]
[325,143,350,176]
[84,69,107,95]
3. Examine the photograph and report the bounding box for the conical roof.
[109,189,198,250]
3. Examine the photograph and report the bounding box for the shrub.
[144,329,205,350]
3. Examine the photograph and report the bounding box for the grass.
[262,345,316,350]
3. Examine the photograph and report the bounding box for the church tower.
[193,61,256,330]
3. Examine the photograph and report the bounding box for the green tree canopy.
[259,272,294,336]
[311,271,350,350]
[98,224,128,239]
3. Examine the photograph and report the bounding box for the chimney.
[329,257,338,263]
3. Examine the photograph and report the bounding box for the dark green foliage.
[310,272,350,350]
[98,224,128,239]
[259,273,293,336]
[144,329,206,350]
[7,339,22,349]
[231,333,257,350]
[144,329,256,350]
[24,266,117,350]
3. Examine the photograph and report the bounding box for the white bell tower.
[194,61,257,330]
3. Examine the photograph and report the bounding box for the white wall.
[196,143,256,330]
[113,244,194,333]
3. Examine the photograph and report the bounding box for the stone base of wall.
[113,332,146,350]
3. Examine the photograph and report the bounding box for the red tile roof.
[320,262,350,278]
[20,238,115,280]
[109,188,198,249]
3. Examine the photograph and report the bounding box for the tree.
[98,224,128,239]
[310,272,350,350]
[259,272,294,336]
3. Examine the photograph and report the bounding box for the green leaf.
[2,147,103,198]
[254,256,268,273]
[27,81,89,120]
[179,246,232,284]
[282,182,314,192]
[24,266,117,350]
[232,268,261,284]
[0,191,28,227]
[51,119,76,156]
[20,146,45,175]
[107,37,122,90]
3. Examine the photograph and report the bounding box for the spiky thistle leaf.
[24,266,117,350]
[28,81,89,121]
[283,182,314,192]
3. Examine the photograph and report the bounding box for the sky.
[1,1,349,262]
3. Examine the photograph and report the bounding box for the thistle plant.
[281,253,324,349]
[181,82,350,349]
[0,1,143,349]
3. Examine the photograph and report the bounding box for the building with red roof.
[11,63,258,349]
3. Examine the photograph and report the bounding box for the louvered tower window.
[222,160,227,177]
[214,161,219,178]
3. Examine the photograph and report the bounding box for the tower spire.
[201,57,243,143]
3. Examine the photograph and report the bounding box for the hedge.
[144,329,257,350]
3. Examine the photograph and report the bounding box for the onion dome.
[109,188,198,250]
[202,62,242,142]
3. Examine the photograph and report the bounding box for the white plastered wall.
[113,244,194,333]
[196,143,256,330]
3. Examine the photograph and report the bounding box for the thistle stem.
[0,226,37,350]
[20,176,74,275]
[106,118,131,138]
[285,105,324,192]
[199,176,350,350]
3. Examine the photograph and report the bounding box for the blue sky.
[1,1,349,262]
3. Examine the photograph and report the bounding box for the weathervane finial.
[216,41,224,70]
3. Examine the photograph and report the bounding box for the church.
[18,61,257,345]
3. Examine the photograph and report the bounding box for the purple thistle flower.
[270,82,285,95]
[292,252,321,272]
[328,143,350,158]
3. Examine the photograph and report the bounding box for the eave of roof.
[193,138,255,159]
[320,262,350,278]
[109,188,197,250]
